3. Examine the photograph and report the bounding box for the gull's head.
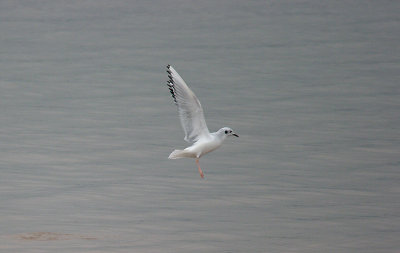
[220,127,239,138]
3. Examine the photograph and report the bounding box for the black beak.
[233,133,239,137]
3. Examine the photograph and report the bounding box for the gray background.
[0,0,399,252]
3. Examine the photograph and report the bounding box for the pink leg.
[196,159,204,178]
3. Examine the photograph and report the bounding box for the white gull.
[166,65,239,178]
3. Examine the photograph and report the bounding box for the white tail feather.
[168,149,185,159]
[169,149,197,159]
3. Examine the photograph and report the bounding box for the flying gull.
[166,65,239,178]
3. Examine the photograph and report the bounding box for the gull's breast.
[186,138,223,158]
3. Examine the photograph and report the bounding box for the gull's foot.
[196,159,204,179]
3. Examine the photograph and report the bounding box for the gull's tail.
[168,149,189,159]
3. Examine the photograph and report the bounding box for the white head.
[219,127,239,138]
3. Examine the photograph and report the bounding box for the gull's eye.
[225,130,228,134]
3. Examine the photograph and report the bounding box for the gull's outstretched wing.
[166,65,210,143]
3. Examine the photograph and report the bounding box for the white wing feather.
[166,65,210,143]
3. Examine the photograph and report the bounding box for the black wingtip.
[166,64,172,75]
[165,65,177,104]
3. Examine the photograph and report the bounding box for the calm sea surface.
[1,1,399,252]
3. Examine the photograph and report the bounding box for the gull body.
[169,128,234,159]
[165,65,238,178]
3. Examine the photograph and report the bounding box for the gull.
[165,65,239,178]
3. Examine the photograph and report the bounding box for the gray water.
[1,0,399,252]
